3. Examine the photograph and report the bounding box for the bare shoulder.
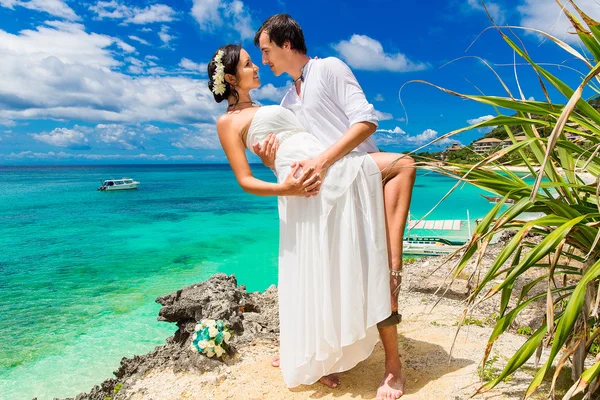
[216,113,233,132]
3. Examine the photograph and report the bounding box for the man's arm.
[297,57,379,176]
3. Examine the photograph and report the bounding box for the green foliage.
[413,3,600,399]
[114,383,123,394]
[516,326,533,336]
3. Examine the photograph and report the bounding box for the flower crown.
[211,50,226,96]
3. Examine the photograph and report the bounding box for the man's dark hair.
[254,14,307,54]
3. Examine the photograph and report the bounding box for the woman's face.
[233,48,260,91]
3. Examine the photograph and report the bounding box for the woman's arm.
[217,115,319,197]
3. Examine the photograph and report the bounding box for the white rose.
[190,344,198,352]
[198,340,208,350]
[206,350,215,358]
[192,333,197,341]
[223,331,231,343]
[208,327,219,338]
[194,324,201,332]
[208,340,216,348]
[205,320,216,328]
[214,346,224,357]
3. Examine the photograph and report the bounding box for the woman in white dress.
[210,45,391,389]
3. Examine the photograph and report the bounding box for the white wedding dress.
[246,105,391,388]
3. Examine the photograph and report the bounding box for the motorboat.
[480,194,516,205]
[98,178,140,191]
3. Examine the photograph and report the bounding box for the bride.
[209,44,391,389]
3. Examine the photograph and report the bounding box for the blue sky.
[0,0,598,164]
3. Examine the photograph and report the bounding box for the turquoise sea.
[0,164,496,399]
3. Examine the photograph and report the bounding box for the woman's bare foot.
[319,373,341,388]
[271,355,280,367]
[273,355,340,389]
[376,365,405,399]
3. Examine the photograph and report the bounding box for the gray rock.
[56,274,276,400]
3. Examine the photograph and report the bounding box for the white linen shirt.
[280,57,379,153]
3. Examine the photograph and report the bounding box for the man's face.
[258,31,288,76]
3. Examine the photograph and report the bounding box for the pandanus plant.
[405,1,600,398]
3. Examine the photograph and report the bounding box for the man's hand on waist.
[293,156,330,184]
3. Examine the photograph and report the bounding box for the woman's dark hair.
[253,14,307,55]
[207,44,241,104]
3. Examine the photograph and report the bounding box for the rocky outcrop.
[55,274,279,400]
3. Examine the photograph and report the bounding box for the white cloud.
[251,83,290,103]
[374,110,393,121]
[115,38,135,53]
[143,124,161,134]
[129,4,176,24]
[0,22,222,125]
[376,128,452,147]
[128,35,150,46]
[518,0,600,44]
[179,58,208,74]
[0,0,79,20]
[127,65,144,74]
[147,66,166,75]
[89,1,176,24]
[465,0,506,24]
[467,115,494,125]
[95,123,138,149]
[405,129,447,145]
[0,119,16,127]
[468,114,496,133]
[31,127,89,147]
[0,21,119,67]
[191,0,255,40]
[377,126,406,134]
[172,130,221,150]
[374,94,384,102]
[374,126,405,146]
[158,25,174,46]
[333,35,428,72]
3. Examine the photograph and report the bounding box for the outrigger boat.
[98,178,140,191]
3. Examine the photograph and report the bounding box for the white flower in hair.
[212,50,227,95]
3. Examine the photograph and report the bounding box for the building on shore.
[445,142,463,152]
[473,138,502,154]
[501,135,527,148]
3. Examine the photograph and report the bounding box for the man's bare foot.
[271,355,280,367]
[319,373,341,389]
[376,368,405,399]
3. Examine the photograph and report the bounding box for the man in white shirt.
[253,14,415,399]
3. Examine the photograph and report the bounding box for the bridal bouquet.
[190,319,232,358]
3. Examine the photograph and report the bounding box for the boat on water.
[403,213,473,256]
[480,194,516,205]
[98,178,140,191]
[403,236,466,256]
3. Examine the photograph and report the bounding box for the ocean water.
[0,164,496,399]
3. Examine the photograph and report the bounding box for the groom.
[252,14,416,399]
